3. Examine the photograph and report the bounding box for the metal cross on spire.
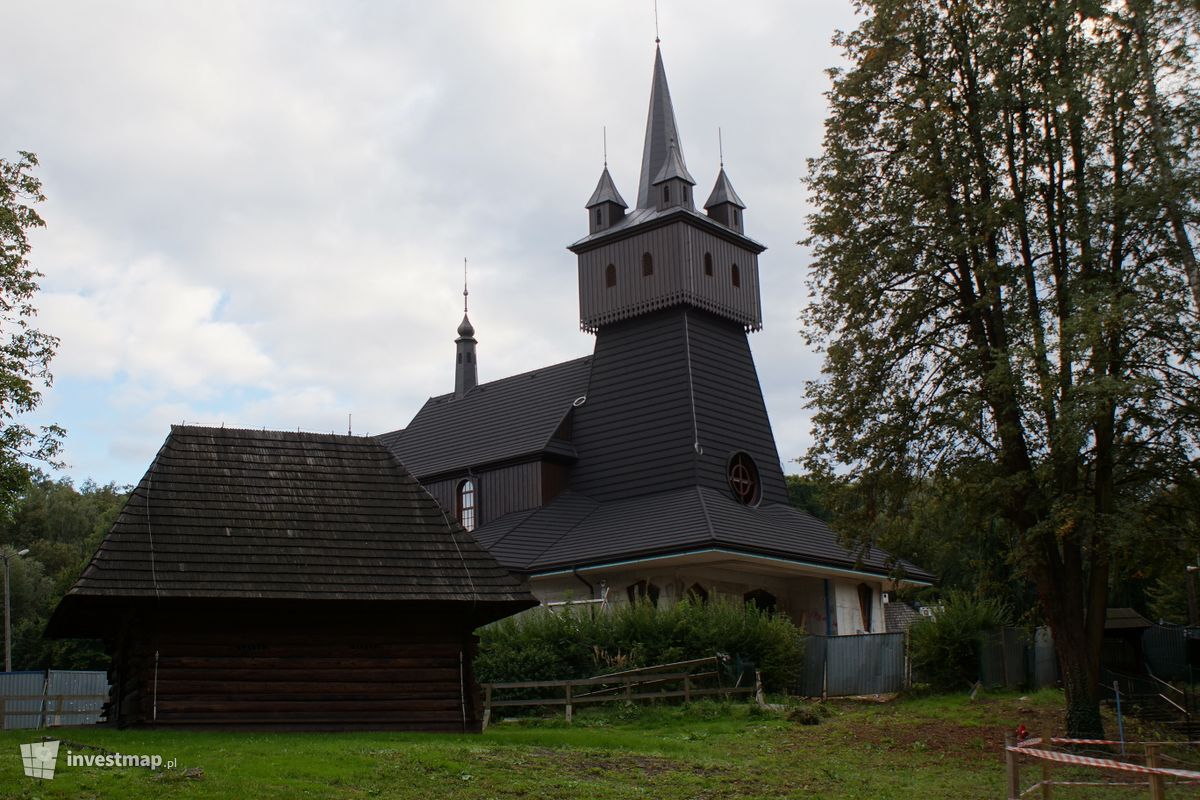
[463,257,469,313]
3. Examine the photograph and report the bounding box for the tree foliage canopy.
[0,151,63,503]
[804,0,1200,735]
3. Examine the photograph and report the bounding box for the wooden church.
[380,46,932,636]
[49,426,535,730]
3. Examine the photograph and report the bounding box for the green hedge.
[907,591,1012,692]
[475,599,803,692]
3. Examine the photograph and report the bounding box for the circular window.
[727,452,761,506]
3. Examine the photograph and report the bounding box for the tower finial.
[654,0,660,44]
[463,257,469,313]
[719,128,724,168]
[603,126,608,168]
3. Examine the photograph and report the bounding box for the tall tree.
[803,0,1200,736]
[0,152,62,504]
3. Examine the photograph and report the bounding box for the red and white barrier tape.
[1008,744,1200,781]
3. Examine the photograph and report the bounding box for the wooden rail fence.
[481,656,760,730]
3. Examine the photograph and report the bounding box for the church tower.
[566,45,787,507]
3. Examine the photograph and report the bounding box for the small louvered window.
[642,252,653,277]
[595,208,602,225]
[663,185,670,203]
[731,263,741,288]
[605,264,617,288]
[457,479,476,532]
[704,253,713,276]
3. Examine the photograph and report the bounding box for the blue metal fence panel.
[0,672,47,730]
[1,670,108,729]
[46,670,108,726]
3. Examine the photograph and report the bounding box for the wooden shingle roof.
[60,426,536,607]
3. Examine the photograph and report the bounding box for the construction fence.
[0,670,109,729]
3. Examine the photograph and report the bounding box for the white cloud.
[3,0,862,484]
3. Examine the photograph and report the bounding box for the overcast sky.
[3,1,861,487]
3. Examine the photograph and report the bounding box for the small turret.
[454,261,478,399]
[704,167,746,233]
[652,140,695,212]
[586,166,627,233]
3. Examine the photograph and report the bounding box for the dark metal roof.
[380,356,592,479]
[56,426,536,607]
[568,308,789,504]
[474,485,932,582]
[637,46,688,208]
[652,142,695,186]
[586,167,628,208]
[567,203,766,253]
[704,167,746,209]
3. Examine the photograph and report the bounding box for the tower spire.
[636,46,688,209]
[454,258,478,399]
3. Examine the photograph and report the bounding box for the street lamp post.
[2,548,30,673]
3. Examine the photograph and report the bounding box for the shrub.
[475,598,803,691]
[907,591,1011,692]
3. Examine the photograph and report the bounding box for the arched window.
[704,252,713,277]
[595,208,602,225]
[731,263,741,288]
[733,208,740,225]
[663,185,671,203]
[686,583,709,603]
[642,252,653,277]
[744,589,776,613]
[457,479,476,532]
[627,580,660,606]
[605,263,617,288]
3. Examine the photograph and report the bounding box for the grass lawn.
[0,690,1155,799]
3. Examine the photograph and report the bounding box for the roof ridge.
[424,354,593,403]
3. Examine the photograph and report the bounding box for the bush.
[907,591,1011,692]
[475,598,804,691]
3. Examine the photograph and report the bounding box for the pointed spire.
[455,259,477,398]
[636,46,688,208]
[704,167,745,210]
[586,167,628,209]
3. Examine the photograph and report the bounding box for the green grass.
[0,690,1164,799]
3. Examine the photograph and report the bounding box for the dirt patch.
[782,696,1065,761]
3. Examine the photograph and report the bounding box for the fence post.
[1145,744,1165,800]
[1005,735,1020,800]
[684,673,691,703]
[624,677,631,703]
[481,686,492,732]
[755,670,765,707]
[1041,760,1052,799]
[564,682,573,724]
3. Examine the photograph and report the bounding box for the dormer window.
[731,263,741,288]
[457,479,477,532]
[642,252,653,277]
[605,264,617,288]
